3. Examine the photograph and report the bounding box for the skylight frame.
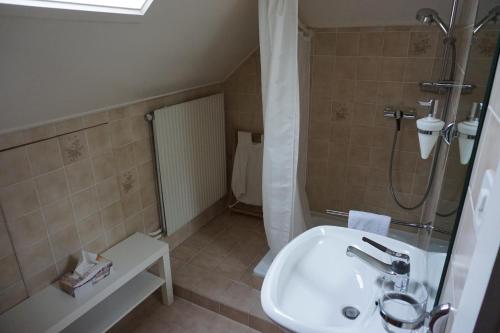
[0,0,155,15]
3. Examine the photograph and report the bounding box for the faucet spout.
[346,246,397,275]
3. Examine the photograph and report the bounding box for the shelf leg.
[158,253,174,305]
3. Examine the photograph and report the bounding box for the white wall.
[0,0,258,132]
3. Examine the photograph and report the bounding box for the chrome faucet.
[346,237,410,291]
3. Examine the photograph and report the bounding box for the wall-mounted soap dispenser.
[457,102,481,164]
[416,99,445,159]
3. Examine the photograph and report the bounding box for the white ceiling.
[0,0,258,132]
[299,0,454,28]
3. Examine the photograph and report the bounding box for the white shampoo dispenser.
[416,99,445,159]
[457,102,481,164]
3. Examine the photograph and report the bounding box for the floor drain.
[342,306,360,320]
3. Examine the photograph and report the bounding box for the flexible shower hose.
[388,40,458,213]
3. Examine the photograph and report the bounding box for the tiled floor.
[112,211,281,333]
[170,212,282,333]
[110,294,260,333]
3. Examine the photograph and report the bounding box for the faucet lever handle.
[362,237,410,261]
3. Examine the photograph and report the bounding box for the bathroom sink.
[261,226,427,333]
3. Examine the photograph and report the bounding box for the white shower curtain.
[259,0,310,255]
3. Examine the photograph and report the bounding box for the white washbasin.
[261,226,427,333]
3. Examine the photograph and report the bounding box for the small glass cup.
[379,279,428,333]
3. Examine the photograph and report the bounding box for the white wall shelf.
[0,232,173,333]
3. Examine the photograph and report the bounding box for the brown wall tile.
[0,148,32,187]
[0,180,40,221]
[35,169,68,205]
[27,139,63,176]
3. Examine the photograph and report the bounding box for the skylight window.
[0,0,155,15]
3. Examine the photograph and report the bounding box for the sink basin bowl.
[261,226,426,333]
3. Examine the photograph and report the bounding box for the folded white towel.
[348,210,390,236]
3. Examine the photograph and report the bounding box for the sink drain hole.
[342,306,360,320]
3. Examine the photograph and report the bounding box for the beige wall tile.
[313,33,336,55]
[106,223,126,247]
[59,132,89,165]
[133,138,153,164]
[143,204,160,232]
[77,213,103,244]
[110,119,133,148]
[356,57,381,81]
[65,158,94,193]
[334,57,356,80]
[382,31,410,57]
[0,282,27,314]
[336,33,360,56]
[124,213,144,236]
[25,265,58,296]
[118,168,139,197]
[140,182,156,208]
[137,161,155,186]
[27,139,63,176]
[100,201,124,230]
[0,255,22,290]
[113,144,135,172]
[0,148,32,187]
[359,32,384,56]
[91,151,116,182]
[8,211,45,251]
[17,238,54,277]
[380,58,406,82]
[121,191,142,218]
[71,187,99,221]
[50,224,81,261]
[96,176,121,208]
[83,236,107,253]
[85,125,111,157]
[42,197,75,234]
[408,31,438,57]
[404,58,434,82]
[0,221,14,257]
[35,169,68,205]
[0,180,39,221]
[130,115,150,141]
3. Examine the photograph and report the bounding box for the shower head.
[474,6,500,35]
[416,8,449,35]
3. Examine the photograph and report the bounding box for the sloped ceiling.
[299,0,453,28]
[0,0,258,132]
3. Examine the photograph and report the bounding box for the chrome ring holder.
[379,301,452,333]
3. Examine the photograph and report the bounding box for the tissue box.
[59,253,113,298]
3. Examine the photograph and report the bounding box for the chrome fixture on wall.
[416,8,450,35]
[473,5,500,35]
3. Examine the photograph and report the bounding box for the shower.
[388,6,458,211]
[474,5,500,35]
[415,8,450,35]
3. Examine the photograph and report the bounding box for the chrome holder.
[441,122,457,145]
[420,81,475,94]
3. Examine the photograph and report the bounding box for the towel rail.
[325,209,450,235]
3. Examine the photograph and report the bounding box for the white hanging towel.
[348,210,390,236]
[231,131,263,206]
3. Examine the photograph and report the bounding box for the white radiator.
[152,93,226,235]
